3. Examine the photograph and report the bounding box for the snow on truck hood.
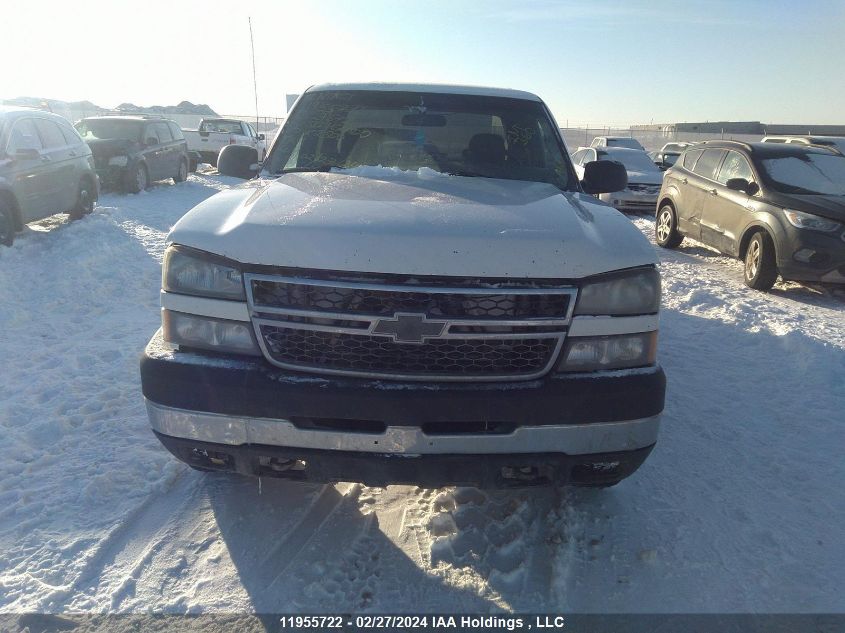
[168,169,657,279]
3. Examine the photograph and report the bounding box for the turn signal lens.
[557,332,657,372]
[162,310,260,356]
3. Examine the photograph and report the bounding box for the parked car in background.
[649,142,696,170]
[572,146,663,212]
[141,82,666,490]
[649,149,681,170]
[660,142,695,153]
[0,106,98,246]
[590,136,645,151]
[761,135,845,155]
[75,116,190,193]
[656,141,845,290]
[183,118,267,166]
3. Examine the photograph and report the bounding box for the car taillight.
[229,136,236,145]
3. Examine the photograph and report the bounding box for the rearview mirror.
[145,137,158,147]
[218,144,260,179]
[581,160,628,194]
[401,113,447,127]
[258,133,265,141]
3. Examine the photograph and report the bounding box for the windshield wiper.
[277,165,339,175]
[444,169,490,178]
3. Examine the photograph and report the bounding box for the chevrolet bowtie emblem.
[372,313,447,344]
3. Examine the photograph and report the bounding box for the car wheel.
[69,178,95,221]
[655,204,683,248]
[174,159,188,183]
[743,231,778,290]
[0,202,15,247]
[125,164,148,194]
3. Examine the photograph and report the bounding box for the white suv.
[140,83,666,489]
[761,135,845,155]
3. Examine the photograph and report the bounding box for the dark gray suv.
[655,141,845,290]
[0,106,99,247]
[75,116,189,193]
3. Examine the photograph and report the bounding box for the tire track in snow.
[253,483,359,589]
[51,471,200,610]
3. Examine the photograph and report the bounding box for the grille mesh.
[260,325,557,377]
[252,280,570,319]
[626,184,660,194]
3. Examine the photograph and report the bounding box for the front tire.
[69,178,95,221]
[743,231,778,290]
[174,158,188,183]
[0,202,15,247]
[655,203,683,248]
[125,164,148,194]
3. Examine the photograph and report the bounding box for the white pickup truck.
[182,118,267,166]
[141,83,666,489]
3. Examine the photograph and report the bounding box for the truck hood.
[168,170,657,279]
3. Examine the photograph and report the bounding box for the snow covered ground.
[0,174,843,614]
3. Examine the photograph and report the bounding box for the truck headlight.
[108,156,128,167]
[557,332,657,372]
[782,209,842,233]
[163,310,260,355]
[163,246,245,300]
[574,267,660,316]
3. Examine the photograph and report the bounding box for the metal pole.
[249,17,259,132]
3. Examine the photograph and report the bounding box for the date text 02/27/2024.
[276,615,567,630]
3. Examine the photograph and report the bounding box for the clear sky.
[5,0,844,125]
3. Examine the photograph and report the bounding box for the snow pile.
[0,175,236,611]
[331,165,449,180]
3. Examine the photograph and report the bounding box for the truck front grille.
[245,274,577,381]
[251,279,570,319]
[626,184,661,195]
[260,325,558,378]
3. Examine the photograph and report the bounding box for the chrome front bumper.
[146,400,661,457]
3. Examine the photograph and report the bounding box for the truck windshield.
[267,90,572,189]
[75,120,143,142]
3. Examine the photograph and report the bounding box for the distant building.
[633,121,845,137]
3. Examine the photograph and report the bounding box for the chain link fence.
[560,126,765,153]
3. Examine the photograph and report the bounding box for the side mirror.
[258,133,265,141]
[726,178,759,195]
[218,144,260,179]
[15,147,41,161]
[145,137,159,147]
[581,160,628,194]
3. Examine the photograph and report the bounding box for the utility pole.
[249,17,259,131]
